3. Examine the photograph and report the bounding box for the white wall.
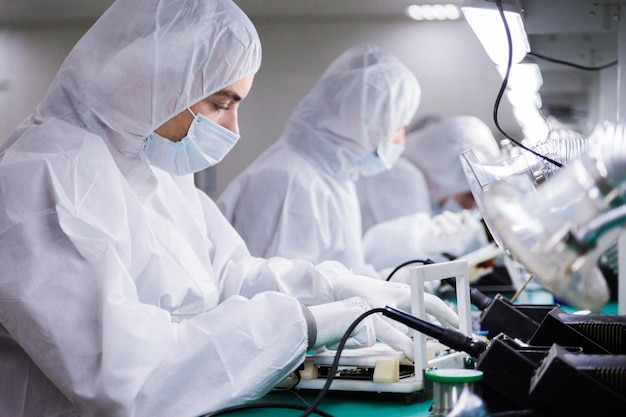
[0,24,91,139]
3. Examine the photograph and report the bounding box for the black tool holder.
[471,288,626,355]
[529,344,626,416]
[529,308,626,354]
[470,288,557,341]
[475,333,580,414]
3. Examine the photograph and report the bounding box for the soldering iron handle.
[440,328,487,358]
[382,306,445,339]
[383,306,488,358]
[470,287,493,311]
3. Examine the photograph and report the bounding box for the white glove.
[422,292,459,329]
[431,210,489,257]
[333,275,459,329]
[306,297,376,350]
[307,296,416,361]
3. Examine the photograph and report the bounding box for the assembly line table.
[216,301,620,417]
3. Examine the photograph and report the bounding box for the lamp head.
[482,153,613,312]
[461,0,530,66]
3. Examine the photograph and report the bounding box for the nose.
[389,127,406,146]
[219,109,240,135]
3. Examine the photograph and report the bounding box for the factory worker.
[357,115,500,270]
[218,43,421,279]
[356,114,442,233]
[0,2,460,416]
[404,115,501,214]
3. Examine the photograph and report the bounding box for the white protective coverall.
[218,44,421,278]
[404,115,501,212]
[0,2,429,416]
[359,116,501,270]
[356,115,443,233]
[357,157,431,233]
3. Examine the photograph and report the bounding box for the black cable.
[299,308,385,417]
[492,0,562,169]
[201,401,335,417]
[528,51,617,71]
[385,259,435,281]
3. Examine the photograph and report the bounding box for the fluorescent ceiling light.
[461,0,530,66]
[406,4,461,21]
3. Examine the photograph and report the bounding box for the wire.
[510,273,535,303]
[492,0,562,169]
[528,51,617,71]
[299,308,386,417]
[201,402,335,417]
[385,259,435,281]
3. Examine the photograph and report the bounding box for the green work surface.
[218,390,434,416]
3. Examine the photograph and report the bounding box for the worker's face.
[445,191,477,210]
[387,127,406,146]
[154,74,254,141]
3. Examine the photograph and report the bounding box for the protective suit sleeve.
[203,190,345,305]
[307,297,376,350]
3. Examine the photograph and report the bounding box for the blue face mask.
[144,109,240,176]
[357,141,404,177]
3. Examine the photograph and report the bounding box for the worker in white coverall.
[356,114,442,233]
[0,1,458,416]
[404,115,501,215]
[359,115,502,270]
[217,43,422,280]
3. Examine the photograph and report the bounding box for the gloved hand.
[306,297,376,350]
[307,296,416,361]
[333,275,459,329]
[431,210,489,257]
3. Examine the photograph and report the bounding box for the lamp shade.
[481,150,615,312]
[462,0,530,66]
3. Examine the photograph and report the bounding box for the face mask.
[357,142,405,177]
[144,109,240,175]
[440,197,464,213]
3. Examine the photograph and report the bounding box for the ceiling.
[0,1,618,54]
[0,0,618,65]
[0,0,620,130]
[0,0,443,23]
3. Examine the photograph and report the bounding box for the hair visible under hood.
[282,43,421,178]
[21,0,261,159]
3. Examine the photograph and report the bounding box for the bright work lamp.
[461,136,590,251]
[478,123,626,312]
[461,0,530,66]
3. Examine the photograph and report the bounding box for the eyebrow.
[214,90,242,102]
